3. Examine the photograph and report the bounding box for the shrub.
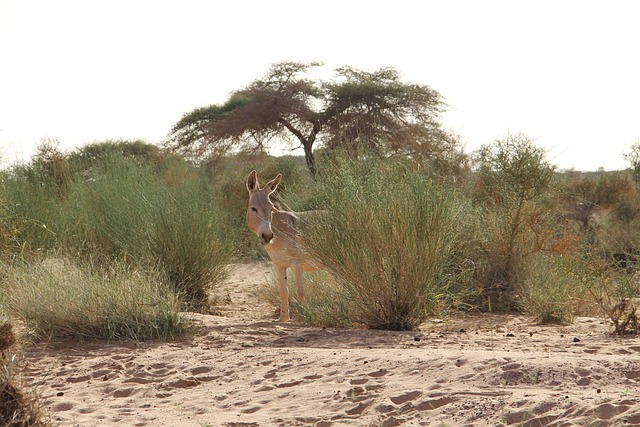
[1,260,187,341]
[68,139,165,169]
[263,272,352,328]
[1,318,50,427]
[0,164,62,254]
[564,251,640,334]
[472,133,557,310]
[300,159,463,330]
[62,156,233,310]
[148,181,233,309]
[520,253,585,323]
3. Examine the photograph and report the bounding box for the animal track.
[390,390,422,405]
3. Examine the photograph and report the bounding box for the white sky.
[1,0,639,171]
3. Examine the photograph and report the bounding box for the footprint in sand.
[575,367,592,385]
[303,374,323,380]
[123,377,153,385]
[367,369,388,378]
[625,369,640,380]
[190,366,213,375]
[596,402,630,420]
[66,374,91,383]
[276,379,302,388]
[51,402,74,411]
[240,405,262,414]
[415,396,456,411]
[346,386,367,398]
[163,378,200,389]
[346,399,373,415]
[112,387,138,398]
[389,390,422,405]
[91,369,113,379]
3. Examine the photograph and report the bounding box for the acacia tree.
[165,61,463,175]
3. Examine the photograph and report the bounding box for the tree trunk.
[303,141,316,176]
[278,117,321,176]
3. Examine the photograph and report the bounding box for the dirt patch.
[19,261,640,426]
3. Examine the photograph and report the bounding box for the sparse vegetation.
[1,133,639,336]
[1,319,50,427]
[1,260,187,341]
[4,61,640,426]
[471,133,559,311]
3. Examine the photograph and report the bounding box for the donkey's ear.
[246,170,259,193]
[263,174,282,194]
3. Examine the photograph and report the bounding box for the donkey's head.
[246,170,282,245]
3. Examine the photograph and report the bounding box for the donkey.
[246,170,323,321]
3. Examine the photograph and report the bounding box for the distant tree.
[166,61,463,174]
[623,138,640,185]
[562,171,634,232]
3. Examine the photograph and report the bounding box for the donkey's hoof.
[278,315,291,322]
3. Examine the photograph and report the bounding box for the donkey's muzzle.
[261,232,274,245]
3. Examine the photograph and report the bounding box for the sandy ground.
[20,261,640,426]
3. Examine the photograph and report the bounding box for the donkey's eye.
[251,207,257,213]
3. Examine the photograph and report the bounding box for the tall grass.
[62,156,233,309]
[300,159,464,330]
[0,165,63,254]
[2,317,49,426]
[520,253,585,323]
[1,260,187,341]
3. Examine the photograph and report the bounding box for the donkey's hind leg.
[291,261,305,303]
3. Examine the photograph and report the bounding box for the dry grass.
[298,160,463,330]
[1,320,49,427]
[1,260,187,341]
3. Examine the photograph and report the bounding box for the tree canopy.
[166,61,465,174]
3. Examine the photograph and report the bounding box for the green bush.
[1,260,186,341]
[0,164,63,253]
[520,253,584,323]
[148,180,233,309]
[300,159,463,330]
[263,272,352,328]
[62,156,233,310]
[471,133,557,310]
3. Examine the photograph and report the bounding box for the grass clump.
[300,159,463,331]
[1,319,49,427]
[63,156,233,310]
[1,260,187,341]
[520,253,585,323]
[262,272,352,328]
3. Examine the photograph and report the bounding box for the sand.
[20,261,640,426]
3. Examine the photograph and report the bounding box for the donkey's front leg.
[291,261,305,303]
[274,264,290,322]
